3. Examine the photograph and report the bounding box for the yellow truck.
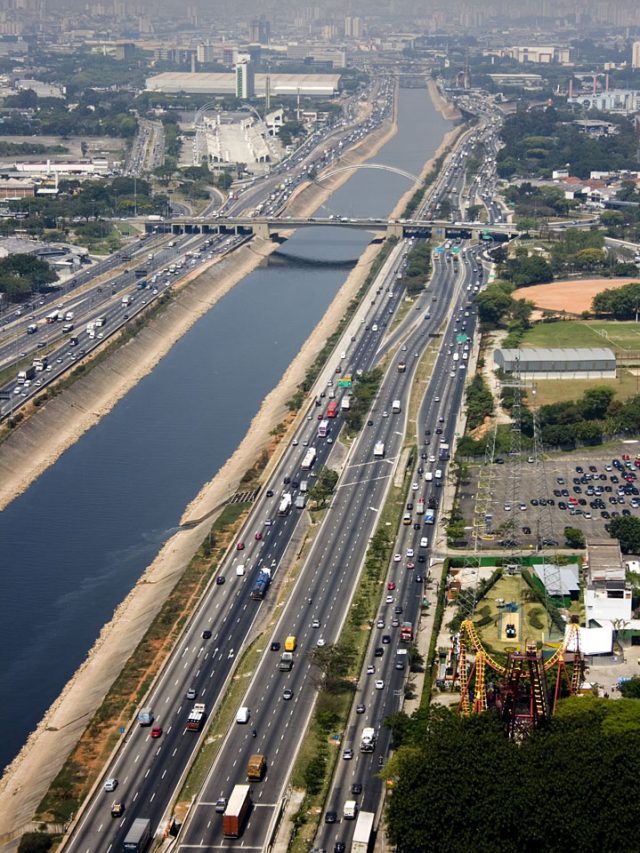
[284,635,297,652]
[247,753,266,781]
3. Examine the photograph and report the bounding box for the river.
[0,88,451,773]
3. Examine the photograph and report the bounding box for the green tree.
[608,515,640,554]
[619,677,640,699]
[564,526,586,548]
[578,387,615,420]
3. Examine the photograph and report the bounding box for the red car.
[255,532,263,541]
[151,726,162,738]
[387,581,396,590]
[236,542,245,551]
[406,561,415,569]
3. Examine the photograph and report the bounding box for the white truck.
[373,441,385,458]
[392,399,401,413]
[301,447,316,470]
[352,811,375,853]
[343,799,358,820]
[340,396,351,411]
[278,493,292,516]
[360,726,376,752]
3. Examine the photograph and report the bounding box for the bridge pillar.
[386,223,404,239]
[252,222,271,239]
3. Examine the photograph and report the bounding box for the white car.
[411,482,419,491]
[406,548,414,558]
[393,553,401,562]
[375,679,384,690]
[104,778,118,792]
[367,664,375,674]
[316,638,326,647]
[386,594,393,604]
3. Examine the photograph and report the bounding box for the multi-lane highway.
[59,92,501,853]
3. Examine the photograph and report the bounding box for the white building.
[632,41,640,69]
[494,348,616,380]
[584,539,632,626]
[235,60,254,100]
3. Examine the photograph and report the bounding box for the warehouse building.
[494,347,616,379]
[145,72,341,98]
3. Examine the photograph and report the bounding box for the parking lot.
[459,443,640,549]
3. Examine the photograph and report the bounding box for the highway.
[61,91,499,852]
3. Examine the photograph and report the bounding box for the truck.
[27,323,38,334]
[340,396,351,411]
[395,648,408,670]
[278,493,292,516]
[352,810,375,853]
[64,311,74,321]
[250,568,271,600]
[392,399,401,413]
[295,494,306,510]
[416,497,425,515]
[373,441,385,458]
[278,651,293,671]
[301,447,316,470]
[33,357,48,372]
[62,322,74,333]
[46,310,60,324]
[134,268,147,279]
[400,621,414,642]
[397,361,406,373]
[94,316,106,328]
[122,294,132,306]
[137,707,154,726]
[360,727,376,752]
[326,400,339,418]
[343,799,358,820]
[317,419,329,438]
[424,509,435,525]
[186,703,206,731]
[17,366,36,384]
[123,817,151,851]
[247,753,266,781]
[300,480,308,494]
[438,444,450,462]
[223,784,252,838]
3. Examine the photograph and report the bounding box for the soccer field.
[522,320,640,353]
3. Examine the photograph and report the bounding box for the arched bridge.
[314,163,423,185]
[147,215,519,242]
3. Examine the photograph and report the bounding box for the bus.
[317,419,329,438]
[326,400,339,418]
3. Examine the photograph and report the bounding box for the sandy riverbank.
[0,101,401,848]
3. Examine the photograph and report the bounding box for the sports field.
[521,319,640,353]
[515,277,638,315]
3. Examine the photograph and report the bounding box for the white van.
[424,472,433,482]
[435,469,442,480]
[235,706,250,724]
[236,564,245,576]
[420,536,429,548]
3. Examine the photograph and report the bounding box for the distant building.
[508,45,573,65]
[146,72,341,98]
[494,348,616,379]
[235,60,255,100]
[249,17,270,45]
[344,15,363,38]
[568,89,640,115]
[488,72,543,90]
[632,41,640,69]
[197,43,215,64]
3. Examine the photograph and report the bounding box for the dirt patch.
[516,278,639,315]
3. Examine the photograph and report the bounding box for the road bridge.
[146,215,519,242]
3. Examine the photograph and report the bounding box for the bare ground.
[516,277,639,315]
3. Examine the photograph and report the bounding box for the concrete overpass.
[146,215,519,242]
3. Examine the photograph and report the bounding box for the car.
[393,553,401,562]
[387,581,396,590]
[406,548,414,558]
[335,843,346,853]
[351,782,363,795]
[270,641,281,651]
[519,503,527,511]
[367,420,374,426]
[255,531,263,541]
[382,411,388,418]
[266,489,274,497]
[216,575,225,585]
[356,703,366,714]
[312,618,321,628]
[343,747,354,760]
[411,482,419,491]
[413,522,421,530]
[375,679,384,690]
[202,629,212,639]
[382,634,391,644]
[236,541,245,551]
[522,526,531,535]
[110,801,125,817]
[367,664,375,674]
[283,476,291,485]
[394,605,404,614]
[391,617,400,627]
[505,623,516,639]
[104,778,118,792]
[375,646,384,657]
[415,574,423,583]
[316,637,326,647]
[292,439,299,446]
[264,518,273,526]
[406,561,415,570]
[504,503,511,512]
[283,688,294,700]
[325,810,338,823]
[186,687,197,700]
[151,726,162,738]
[215,797,227,814]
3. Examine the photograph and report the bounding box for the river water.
[0,88,450,773]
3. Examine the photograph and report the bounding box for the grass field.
[530,368,640,405]
[522,320,640,353]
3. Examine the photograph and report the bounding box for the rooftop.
[498,347,616,361]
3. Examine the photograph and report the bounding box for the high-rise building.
[632,41,640,69]
[344,15,363,37]
[249,16,270,44]
[235,60,255,99]
[197,43,215,63]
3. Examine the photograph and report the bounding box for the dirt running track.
[516,277,639,315]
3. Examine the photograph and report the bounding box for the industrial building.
[494,347,616,380]
[584,539,632,626]
[145,72,341,98]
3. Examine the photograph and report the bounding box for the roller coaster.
[457,619,584,737]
